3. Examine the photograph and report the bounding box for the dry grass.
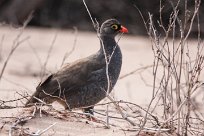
[0,0,204,135]
[137,0,204,135]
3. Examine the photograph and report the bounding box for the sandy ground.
[0,26,204,135]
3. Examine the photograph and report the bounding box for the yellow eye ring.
[111,24,118,30]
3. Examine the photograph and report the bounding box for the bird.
[25,19,128,115]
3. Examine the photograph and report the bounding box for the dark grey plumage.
[26,19,128,113]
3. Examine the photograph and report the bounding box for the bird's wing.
[37,55,106,96]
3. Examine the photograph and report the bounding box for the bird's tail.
[25,83,45,106]
[25,90,40,106]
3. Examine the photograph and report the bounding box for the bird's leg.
[83,106,99,122]
[83,107,102,123]
[83,106,94,115]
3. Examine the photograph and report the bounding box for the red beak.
[119,26,128,33]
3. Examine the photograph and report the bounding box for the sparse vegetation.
[0,0,204,135]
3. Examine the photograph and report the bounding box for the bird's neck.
[99,35,119,56]
[98,35,122,91]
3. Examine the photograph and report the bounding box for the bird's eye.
[111,24,118,30]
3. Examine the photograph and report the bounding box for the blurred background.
[0,0,203,37]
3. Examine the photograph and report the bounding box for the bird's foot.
[83,107,100,122]
[84,107,94,115]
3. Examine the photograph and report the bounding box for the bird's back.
[26,53,106,107]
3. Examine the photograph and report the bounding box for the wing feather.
[37,55,105,96]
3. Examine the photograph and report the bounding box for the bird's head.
[100,19,128,37]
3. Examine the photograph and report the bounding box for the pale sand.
[0,26,203,135]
